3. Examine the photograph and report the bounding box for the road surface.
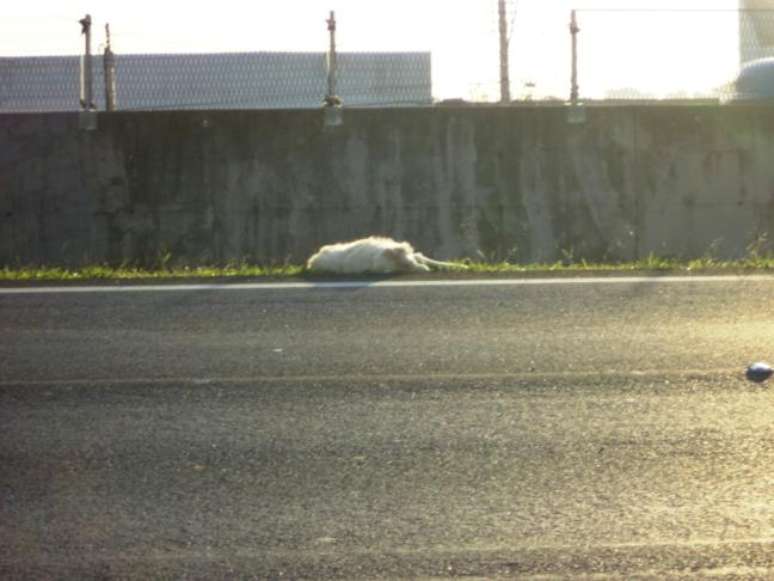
[1,275,773,578]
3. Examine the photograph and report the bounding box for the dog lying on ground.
[306,236,466,274]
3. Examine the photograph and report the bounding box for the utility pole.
[324,10,341,107]
[569,10,580,104]
[104,23,117,111]
[79,14,95,110]
[498,0,511,103]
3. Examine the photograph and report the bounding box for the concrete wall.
[1,106,772,267]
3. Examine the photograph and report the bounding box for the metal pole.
[325,10,341,107]
[569,10,580,104]
[79,14,94,110]
[104,23,117,111]
[498,0,511,103]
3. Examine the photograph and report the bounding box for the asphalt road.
[2,275,774,579]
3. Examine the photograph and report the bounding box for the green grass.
[0,264,305,282]
[463,254,774,274]
[2,253,774,282]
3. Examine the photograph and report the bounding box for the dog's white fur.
[306,236,465,274]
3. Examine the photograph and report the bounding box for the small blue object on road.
[745,362,773,383]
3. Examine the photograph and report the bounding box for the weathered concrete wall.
[1,106,772,266]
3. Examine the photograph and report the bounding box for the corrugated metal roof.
[0,51,432,112]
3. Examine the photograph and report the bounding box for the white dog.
[306,236,466,274]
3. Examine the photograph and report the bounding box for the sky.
[1,0,743,100]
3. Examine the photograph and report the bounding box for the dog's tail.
[414,253,468,271]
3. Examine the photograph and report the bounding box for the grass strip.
[2,254,774,282]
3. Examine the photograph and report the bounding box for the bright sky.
[1,0,742,100]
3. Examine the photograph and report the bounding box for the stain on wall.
[0,105,769,267]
